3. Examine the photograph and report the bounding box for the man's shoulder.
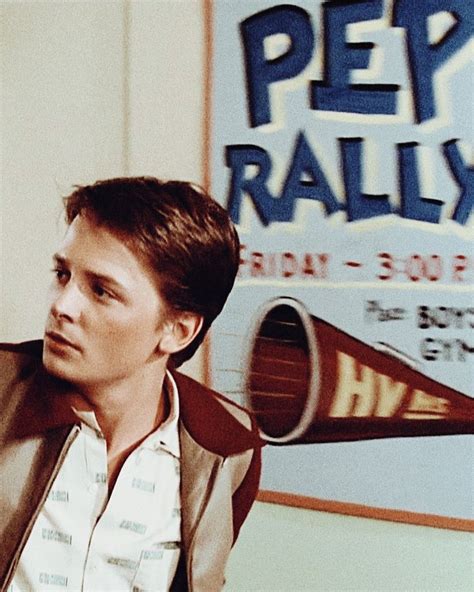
[0,340,43,357]
[174,371,252,427]
[172,370,263,456]
[0,340,43,385]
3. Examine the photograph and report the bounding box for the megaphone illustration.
[243,297,474,444]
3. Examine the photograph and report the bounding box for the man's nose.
[50,282,82,322]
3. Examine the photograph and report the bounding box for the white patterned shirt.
[11,372,181,592]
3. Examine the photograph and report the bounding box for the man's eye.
[51,267,68,282]
[93,284,113,300]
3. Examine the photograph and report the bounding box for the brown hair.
[64,176,240,367]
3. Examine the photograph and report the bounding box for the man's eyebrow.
[84,270,127,292]
[52,253,66,265]
[52,254,127,292]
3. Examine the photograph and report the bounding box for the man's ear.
[158,312,204,356]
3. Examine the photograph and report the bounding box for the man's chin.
[43,348,80,383]
[43,356,70,381]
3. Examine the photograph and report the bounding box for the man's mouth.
[45,331,82,352]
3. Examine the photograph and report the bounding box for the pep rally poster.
[205,0,473,524]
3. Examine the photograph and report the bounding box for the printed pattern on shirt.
[11,372,182,592]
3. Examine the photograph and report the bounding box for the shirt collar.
[71,370,181,459]
[139,370,181,458]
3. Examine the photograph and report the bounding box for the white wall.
[127,0,204,180]
[1,0,204,377]
[1,0,126,341]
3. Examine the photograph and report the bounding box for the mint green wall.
[225,503,473,591]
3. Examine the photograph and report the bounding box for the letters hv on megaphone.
[244,298,474,445]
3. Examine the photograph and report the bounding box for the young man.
[0,177,262,592]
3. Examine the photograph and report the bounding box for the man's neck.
[71,360,170,470]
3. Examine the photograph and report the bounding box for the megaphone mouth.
[244,297,320,444]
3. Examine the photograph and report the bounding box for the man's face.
[43,214,169,388]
